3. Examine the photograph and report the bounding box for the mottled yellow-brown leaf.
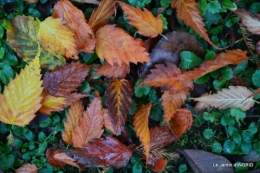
[72,97,104,148]
[118,2,163,38]
[15,163,38,173]
[133,103,152,163]
[62,101,84,145]
[0,55,43,126]
[38,17,78,59]
[96,25,150,65]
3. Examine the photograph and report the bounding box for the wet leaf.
[150,126,176,149]
[15,164,38,173]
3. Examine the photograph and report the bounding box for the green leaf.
[159,14,168,30]
[0,47,5,59]
[22,152,31,160]
[37,142,47,156]
[205,51,216,60]
[180,51,203,70]
[213,79,226,91]
[227,126,238,136]
[150,103,163,122]
[148,89,157,103]
[0,154,14,170]
[221,114,235,126]
[28,8,42,18]
[0,26,4,39]
[203,129,215,139]
[160,0,170,7]
[250,2,260,14]
[234,162,249,172]
[203,112,214,123]
[198,0,207,15]
[132,163,142,173]
[221,0,237,10]
[221,66,233,80]
[39,118,52,128]
[234,61,248,76]
[223,139,235,153]
[209,26,223,35]
[24,130,34,141]
[194,74,209,84]
[252,70,260,87]
[78,81,91,94]
[0,0,14,5]
[135,79,150,97]
[253,141,260,154]
[242,131,252,143]
[230,107,246,121]
[233,133,242,145]
[0,65,15,85]
[40,0,48,4]
[212,141,222,153]
[179,164,187,173]
[38,132,46,143]
[129,100,137,115]
[14,139,23,149]
[248,122,258,135]
[128,0,151,8]
[241,143,252,154]
[207,1,221,14]
[225,17,240,27]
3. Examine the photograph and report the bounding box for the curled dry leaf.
[133,103,152,163]
[54,153,82,169]
[93,61,130,79]
[192,86,255,111]
[105,79,133,135]
[171,109,193,139]
[39,91,86,115]
[62,101,84,145]
[46,148,66,168]
[103,109,116,135]
[171,0,219,49]
[38,17,78,59]
[96,25,150,65]
[150,126,176,149]
[0,55,43,126]
[234,9,260,35]
[53,0,95,53]
[67,135,133,168]
[43,62,90,97]
[15,164,38,173]
[71,0,100,5]
[118,1,163,38]
[161,91,186,125]
[72,97,104,148]
[89,0,116,32]
[194,93,210,113]
[147,154,167,173]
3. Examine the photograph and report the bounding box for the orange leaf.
[171,109,193,138]
[89,0,116,32]
[39,91,86,115]
[43,62,90,97]
[103,109,116,135]
[62,101,84,145]
[16,164,38,173]
[147,155,167,173]
[53,0,95,53]
[72,97,104,148]
[171,0,219,49]
[161,91,186,124]
[96,25,150,65]
[150,126,176,149]
[105,79,133,135]
[53,153,82,169]
[118,2,163,38]
[92,61,130,79]
[46,148,66,168]
[133,103,152,163]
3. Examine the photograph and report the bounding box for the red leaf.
[46,148,66,168]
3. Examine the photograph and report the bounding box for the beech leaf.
[46,149,66,168]
[105,79,133,135]
[133,103,152,163]
[72,97,104,148]
[15,164,38,173]
[150,126,176,149]
[103,109,116,135]
[71,0,100,5]
[53,153,82,169]
[53,0,96,53]
[96,25,150,65]
[43,62,90,97]
[118,2,163,38]
[192,86,255,111]
[0,55,43,126]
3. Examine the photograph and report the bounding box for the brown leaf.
[171,109,193,138]
[46,148,66,168]
[234,9,260,35]
[43,62,90,97]
[133,103,152,163]
[194,93,210,113]
[16,164,38,173]
[171,0,219,49]
[39,91,86,115]
[96,25,150,65]
[53,153,82,169]
[67,135,133,168]
[150,126,176,149]
[53,0,95,53]
[71,0,100,5]
[105,79,133,135]
[62,101,84,145]
[72,97,104,148]
[89,0,116,32]
[161,91,186,125]
[118,2,163,38]
[147,154,167,173]
[93,62,130,79]
[103,109,116,135]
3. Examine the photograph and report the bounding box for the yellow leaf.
[0,55,43,126]
[133,103,152,163]
[38,17,78,59]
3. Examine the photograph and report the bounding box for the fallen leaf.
[161,91,186,125]
[67,135,133,168]
[118,1,163,37]
[16,164,38,173]
[133,103,152,163]
[53,0,95,53]
[150,126,176,149]
[89,0,116,32]
[71,0,100,5]
[62,101,84,145]
[96,25,150,65]
[234,9,260,35]
[92,62,130,79]
[24,0,39,4]
[38,17,78,59]
[147,154,167,173]
[105,79,133,135]
[46,148,66,168]
[43,62,90,97]
[103,109,116,135]
[54,153,82,169]
[171,0,219,49]
[0,55,42,126]
[192,86,255,111]
[72,97,104,148]
[194,93,210,113]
